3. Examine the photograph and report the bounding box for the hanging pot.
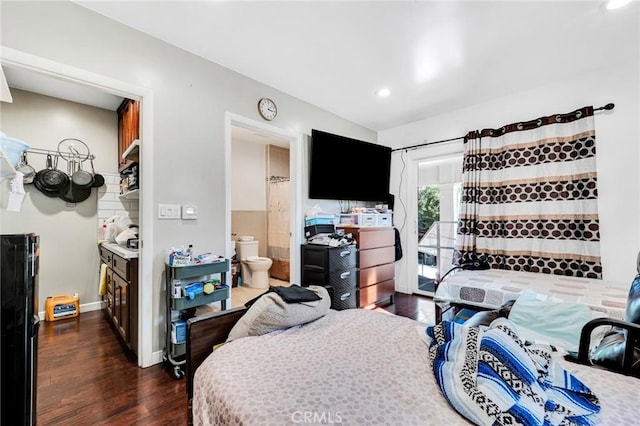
[90,157,105,188]
[15,152,36,184]
[70,153,94,189]
[33,154,70,197]
[58,156,91,203]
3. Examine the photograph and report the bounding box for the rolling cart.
[164,259,229,379]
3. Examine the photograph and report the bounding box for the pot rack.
[26,138,95,162]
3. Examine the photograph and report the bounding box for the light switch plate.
[182,204,198,220]
[158,203,181,219]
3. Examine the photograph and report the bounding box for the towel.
[99,263,108,296]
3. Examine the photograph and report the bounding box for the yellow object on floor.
[45,294,79,321]
[99,263,108,296]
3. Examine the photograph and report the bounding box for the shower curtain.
[267,178,290,281]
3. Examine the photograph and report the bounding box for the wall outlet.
[158,204,181,219]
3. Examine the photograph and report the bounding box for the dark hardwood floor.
[378,291,436,323]
[37,311,188,425]
[37,292,434,424]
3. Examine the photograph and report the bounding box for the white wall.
[382,59,639,288]
[0,1,376,362]
[1,89,117,311]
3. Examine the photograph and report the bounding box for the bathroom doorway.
[225,114,303,308]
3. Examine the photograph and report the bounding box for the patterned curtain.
[454,106,602,278]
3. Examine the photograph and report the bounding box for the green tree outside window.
[418,185,440,239]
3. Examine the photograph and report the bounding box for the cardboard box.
[171,320,186,344]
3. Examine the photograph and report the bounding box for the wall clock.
[258,97,277,121]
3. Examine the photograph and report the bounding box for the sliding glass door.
[417,185,439,294]
[415,158,463,297]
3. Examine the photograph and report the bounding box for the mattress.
[434,269,629,319]
[192,308,640,425]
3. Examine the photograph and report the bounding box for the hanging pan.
[69,147,94,189]
[15,152,37,184]
[59,157,92,204]
[59,182,92,204]
[33,154,70,197]
[90,157,105,188]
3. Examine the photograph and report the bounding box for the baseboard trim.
[80,301,103,313]
[151,350,164,366]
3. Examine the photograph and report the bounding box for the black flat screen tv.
[309,129,391,202]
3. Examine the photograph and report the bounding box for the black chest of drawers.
[301,244,358,310]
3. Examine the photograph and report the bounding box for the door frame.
[224,112,303,288]
[1,46,156,368]
[400,144,463,296]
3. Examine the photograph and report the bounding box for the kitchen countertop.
[100,242,139,259]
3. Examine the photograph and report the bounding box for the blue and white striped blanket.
[426,318,600,426]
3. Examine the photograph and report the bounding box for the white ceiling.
[73,0,638,131]
[5,1,638,133]
[3,65,124,111]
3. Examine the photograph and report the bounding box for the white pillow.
[227,285,330,342]
[508,290,593,354]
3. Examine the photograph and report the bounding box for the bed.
[186,293,640,425]
[433,268,630,322]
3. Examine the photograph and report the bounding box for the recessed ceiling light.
[377,88,390,98]
[603,0,632,10]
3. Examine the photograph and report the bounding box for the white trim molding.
[224,112,303,289]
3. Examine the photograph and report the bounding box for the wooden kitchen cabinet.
[99,244,138,355]
[339,226,396,308]
[117,98,139,168]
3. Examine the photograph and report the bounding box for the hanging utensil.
[69,146,94,189]
[33,154,69,197]
[89,156,105,188]
[59,154,91,204]
[57,138,90,163]
[15,152,36,184]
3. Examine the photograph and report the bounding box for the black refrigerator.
[1,233,40,426]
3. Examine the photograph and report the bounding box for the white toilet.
[236,237,273,289]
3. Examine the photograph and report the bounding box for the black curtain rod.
[391,103,615,153]
[391,135,464,152]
